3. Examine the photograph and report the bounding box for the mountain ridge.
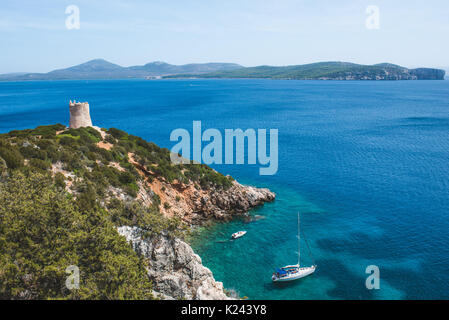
[1,59,445,81]
[0,59,243,81]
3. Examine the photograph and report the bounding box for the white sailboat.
[272,212,316,282]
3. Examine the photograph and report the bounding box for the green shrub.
[0,171,153,300]
[30,124,66,137]
[36,139,56,150]
[0,147,24,169]
[119,171,135,185]
[54,172,66,189]
[86,151,97,161]
[76,184,98,212]
[124,183,138,197]
[118,140,134,152]
[97,148,112,163]
[19,145,47,160]
[65,156,83,172]
[29,158,51,171]
[59,135,78,146]
[0,157,7,177]
[107,128,127,139]
[108,199,185,239]
[105,134,116,144]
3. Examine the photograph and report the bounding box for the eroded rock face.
[117,226,231,300]
[205,181,275,220]
[109,153,276,225]
[141,173,275,224]
[182,181,275,224]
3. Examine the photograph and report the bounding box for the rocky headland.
[126,151,275,225]
[0,116,275,300]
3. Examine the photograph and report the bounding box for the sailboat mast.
[298,212,300,267]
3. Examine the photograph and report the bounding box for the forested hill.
[0,59,242,81]
[164,62,446,80]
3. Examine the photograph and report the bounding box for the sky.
[1,0,449,73]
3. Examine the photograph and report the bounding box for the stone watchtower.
[69,100,93,129]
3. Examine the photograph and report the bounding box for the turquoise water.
[1,79,449,299]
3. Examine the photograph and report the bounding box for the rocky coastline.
[0,121,276,300]
[118,226,233,300]
[89,129,275,299]
[115,173,275,299]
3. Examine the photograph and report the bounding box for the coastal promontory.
[0,121,274,300]
[164,62,446,80]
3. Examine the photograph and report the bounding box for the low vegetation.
[0,171,153,299]
[0,124,233,299]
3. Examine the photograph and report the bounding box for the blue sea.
[1,79,449,299]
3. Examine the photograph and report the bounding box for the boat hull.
[272,266,316,282]
[231,231,247,239]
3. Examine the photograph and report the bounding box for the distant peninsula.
[165,62,446,81]
[0,59,445,81]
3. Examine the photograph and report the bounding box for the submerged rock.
[117,226,232,300]
[243,214,266,223]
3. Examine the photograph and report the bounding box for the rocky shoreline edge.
[0,122,275,299]
[118,181,275,300]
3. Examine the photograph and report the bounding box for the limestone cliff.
[118,226,232,300]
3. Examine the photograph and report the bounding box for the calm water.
[1,79,449,299]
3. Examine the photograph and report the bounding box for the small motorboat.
[231,231,247,239]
